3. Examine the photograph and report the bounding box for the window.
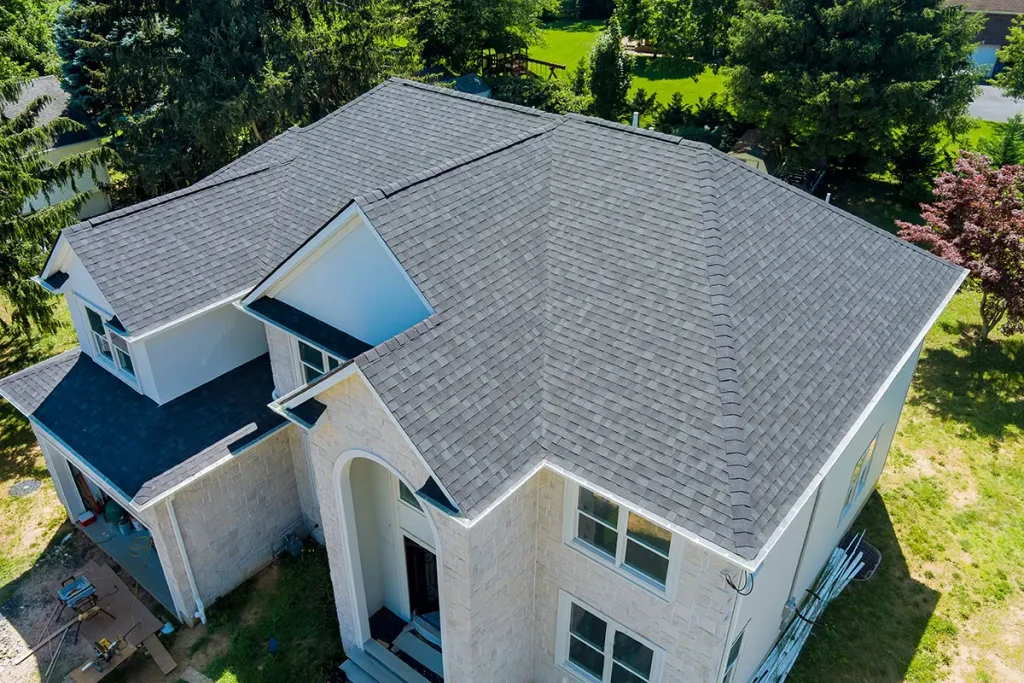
[84,305,135,380]
[573,486,673,588]
[559,595,659,683]
[298,340,340,384]
[721,629,745,683]
[399,481,423,511]
[840,434,880,521]
[86,308,112,360]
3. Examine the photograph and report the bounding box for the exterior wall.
[140,303,268,403]
[23,139,112,219]
[791,343,922,607]
[275,221,430,346]
[288,426,322,533]
[728,492,814,683]
[265,323,301,397]
[151,428,303,604]
[308,374,473,681]
[533,469,737,683]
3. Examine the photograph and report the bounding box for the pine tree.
[588,15,634,122]
[0,75,110,332]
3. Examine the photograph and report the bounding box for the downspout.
[167,496,207,624]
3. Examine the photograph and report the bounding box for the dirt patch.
[949,597,1024,682]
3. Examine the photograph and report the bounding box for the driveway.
[970,85,1024,122]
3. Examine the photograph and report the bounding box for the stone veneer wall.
[265,322,300,396]
[152,428,303,605]
[307,374,541,683]
[532,469,738,683]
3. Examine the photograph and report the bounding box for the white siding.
[23,139,112,219]
[140,303,268,403]
[275,221,430,346]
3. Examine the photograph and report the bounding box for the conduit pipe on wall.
[167,495,207,624]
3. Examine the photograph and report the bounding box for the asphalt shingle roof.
[57,80,555,336]
[1,75,98,146]
[0,350,286,506]
[349,106,965,558]
[20,80,965,559]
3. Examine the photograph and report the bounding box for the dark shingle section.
[354,115,964,558]
[61,79,554,336]
[0,350,286,505]
[247,297,371,360]
[285,398,328,429]
[43,272,69,290]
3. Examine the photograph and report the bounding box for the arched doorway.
[338,452,445,680]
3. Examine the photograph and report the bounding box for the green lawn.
[787,187,1024,681]
[531,20,726,107]
[0,301,77,591]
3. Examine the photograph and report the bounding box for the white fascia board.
[135,421,292,511]
[126,288,251,342]
[242,203,363,305]
[40,234,72,281]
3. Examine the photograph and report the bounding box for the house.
[2,75,112,219]
[0,79,966,683]
[950,0,1024,77]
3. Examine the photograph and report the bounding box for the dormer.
[39,236,268,404]
[242,204,432,394]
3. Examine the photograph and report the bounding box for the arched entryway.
[337,451,446,681]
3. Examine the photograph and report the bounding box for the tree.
[56,0,417,202]
[0,0,61,80]
[0,76,110,332]
[617,0,654,42]
[486,74,591,113]
[587,15,633,121]
[727,0,982,173]
[653,91,737,150]
[980,114,1024,167]
[651,0,738,66]
[897,152,1024,341]
[996,16,1024,98]
[627,87,658,120]
[412,0,547,72]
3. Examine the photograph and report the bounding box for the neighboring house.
[0,80,966,683]
[950,0,1024,77]
[2,75,112,219]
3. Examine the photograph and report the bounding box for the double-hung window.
[85,306,134,378]
[840,434,880,521]
[573,485,673,589]
[298,340,340,384]
[559,594,660,683]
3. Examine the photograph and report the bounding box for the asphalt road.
[969,85,1024,123]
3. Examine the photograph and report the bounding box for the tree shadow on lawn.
[540,18,604,32]
[633,56,706,82]
[910,330,1023,441]
[790,493,941,683]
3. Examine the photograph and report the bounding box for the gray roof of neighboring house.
[56,80,555,336]
[1,75,97,146]
[0,350,286,506]
[949,0,1024,13]
[347,111,965,558]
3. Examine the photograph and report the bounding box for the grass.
[0,300,77,590]
[201,543,344,683]
[787,188,1024,681]
[531,19,726,107]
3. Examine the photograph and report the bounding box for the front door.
[404,536,439,616]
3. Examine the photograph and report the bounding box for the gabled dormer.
[241,204,432,394]
[39,234,268,404]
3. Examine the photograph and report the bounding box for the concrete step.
[393,630,444,678]
[344,648,406,683]
[364,639,433,683]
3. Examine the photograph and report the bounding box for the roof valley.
[697,147,757,554]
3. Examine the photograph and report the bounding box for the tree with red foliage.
[897,152,1024,342]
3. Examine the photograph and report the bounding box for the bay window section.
[298,340,340,384]
[84,305,135,382]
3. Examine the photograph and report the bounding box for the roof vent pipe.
[631,111,639,127]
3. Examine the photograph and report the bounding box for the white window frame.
[294,339,340,385]
[555,591,663,683]
[839,431,881,522]
[82,302,137,384]
[721,626,746,683]
[562,480,683,600]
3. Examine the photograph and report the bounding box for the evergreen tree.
[55,0,417,202]
[997,17,1024,98]
[727,0,981,172]
[0,75,111,332]
[0,0,61,80]
[588,15,633,121]
[980,114,1024,167]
